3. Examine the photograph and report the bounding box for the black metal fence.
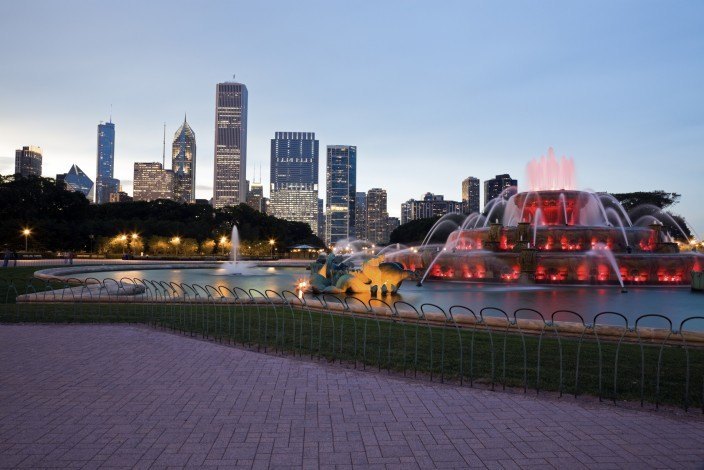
[1,275,703,412]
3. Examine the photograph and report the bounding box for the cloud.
[0,156,13,174]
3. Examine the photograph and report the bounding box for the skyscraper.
[269,132,319,233]
[246,181,265,212]
[401,193,463,223]
[57,164,94,200]
[366,188,389,244]
[14,146,42,177]
[133,163,175,201]
[484,174,517,207]
[95,121,119,204]
[462,176,481,213]
[354,192,367,240]
[213,81,248,208]
[325,145,356,246]
[172,115,196,203]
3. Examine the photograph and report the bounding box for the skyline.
[1,1,703,234]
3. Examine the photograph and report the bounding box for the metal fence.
[1,275,703,412]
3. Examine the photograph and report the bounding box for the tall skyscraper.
[95,120,119,204]
[366,188,389,244]
[133,162,175,201]
[213,81,248,208]
[246,181,265,212]
[462,176,481,213]
[325,145,356,246]
[14,146,42,177]
[354,192,367,240]
[269,132,319,233]
[56,164,94,200]
[172,115,196,203]
[484,174,517,207]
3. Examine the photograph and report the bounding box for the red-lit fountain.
[390,149,702,286]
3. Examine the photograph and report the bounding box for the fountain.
[389,148,703,286]
[223,225,256,275]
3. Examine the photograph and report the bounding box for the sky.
[0,0,702,236]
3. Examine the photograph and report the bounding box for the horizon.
[1,1,702,235]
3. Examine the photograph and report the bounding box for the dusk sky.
[1,1,702,235]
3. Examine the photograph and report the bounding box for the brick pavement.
[1,324,703,469]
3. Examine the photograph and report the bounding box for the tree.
[610,191,681,212]
[389,217,441,244]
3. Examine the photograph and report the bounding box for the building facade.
[387,217,400,238]
[246,181,266,212]
[483,174,517,207]
[354,192,367,240]
[95,121,119,204]
[14,146,42,178]
[317,198,325,241]
[213,81,248,208]
[133,162,175,202]
[366,188,388,244]
[172,116,196,203]
[57,164,93,200]
[462,176,481,213]
[269,132,319,233]
[325,145,356,246]
[400,193,462,224]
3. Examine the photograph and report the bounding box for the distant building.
[14,146,42,178]
[325,145,356,246]
[56,164,93,200]
[366,188,389,244]
[172,115,196,203]
[213,81,248,208]
[317,198,325,241]
[133,162,175,201]
[355,192,367,240]
[269,132,319,233]
[387,217,400,237]
[401,193,462,224]
[246,181,266,212]
[109,191,133,203]
[462,176,481,213]
[95,121,119,204]
[484,174,517,207]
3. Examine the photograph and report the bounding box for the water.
[224,225,256,275]
[68,265,702,330]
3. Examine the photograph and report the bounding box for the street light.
[269,239,276,258]
[22,228,31,252]
[220,236,228,256]
[89,234,94,257]
[172,237,181,256]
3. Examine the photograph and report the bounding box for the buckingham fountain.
[388,149,702,287]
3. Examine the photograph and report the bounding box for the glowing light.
[22,228,31,236]
[172,237,181,244]
[220,236,227,244]
[131,233,139,240]
[269,239,276,246]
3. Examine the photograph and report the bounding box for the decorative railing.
[1,275,703,412]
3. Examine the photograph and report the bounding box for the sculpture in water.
[307,253,413,295]
[388,148,703,286]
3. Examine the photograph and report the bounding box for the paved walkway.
[1,325,703,469]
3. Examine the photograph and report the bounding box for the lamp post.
[120,234,127,255]
[220,236,227,256]
[88,234,94,258]
[22,228,31,252]
[269,239,275,259]
[172,237,181,256]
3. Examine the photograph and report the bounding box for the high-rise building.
[133,162,175,201]
[269,132,319,233]
[462,176,481,214]
[366,188,389,244]
[325,145,356,246]
[401,193,462,224]
[354,192,367,240]
[484,174,517,206]
[246,181,266,213]
[14,146,42,177]
[317,198,325,241]
[213,81,248,208]
[56,164,94,200]
[172,115,196,203]
[96,121,119,204]
[387,217,400,238]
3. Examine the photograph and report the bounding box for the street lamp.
[22,228,31,252]
[220,236,228,256]
[172,236,181,256]
[89,234,94,257]
[269,239,276,258]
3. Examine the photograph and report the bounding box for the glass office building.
[95,121,119,204]
[325,145,356,246]
[213,81,248,208]
[172,116,196,203]
[14,146,42,178]
[57,164,94,200]
[269,132,319,233]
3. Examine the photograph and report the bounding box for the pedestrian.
[69,251,74,265]
[12,250,17,267]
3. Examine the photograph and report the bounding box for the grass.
[1,266,704,410]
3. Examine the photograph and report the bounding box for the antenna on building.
[162,122,166,167]
[109,104,113,123]
[259,161,262,184]
[232,74,236,80]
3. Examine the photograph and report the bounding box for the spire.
[184,112,187,123]
[162,122,166,167]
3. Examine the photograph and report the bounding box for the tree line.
[0,175,323,253]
